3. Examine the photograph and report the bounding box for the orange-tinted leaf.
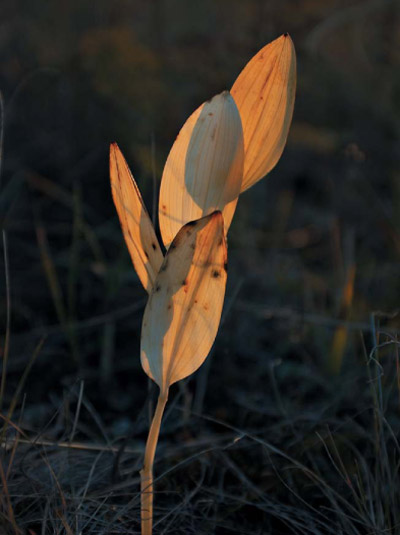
[231,33,296,192]
[141,212,227,394]
[159,91,244,249]
[110,143,163,292]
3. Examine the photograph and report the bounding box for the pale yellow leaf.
[110,143,163,293]
[231,33,296,192]
[159,91,244,249]
[141,211,227,394]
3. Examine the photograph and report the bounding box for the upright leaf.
[110,143,163,293]
[141,211,227,395]
[158,91,244,248]
[231,33,296,192]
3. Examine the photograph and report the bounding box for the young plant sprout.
[110,33,296,535]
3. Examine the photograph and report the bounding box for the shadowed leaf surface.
[141,211,227,393]
[231,33,296,191]
[158,91,244,248]
[110,143,163,293]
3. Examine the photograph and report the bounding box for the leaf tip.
[110,141,119,153]
[209,209,224,223]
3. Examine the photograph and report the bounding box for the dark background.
[1,1,400,534]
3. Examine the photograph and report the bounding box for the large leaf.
[231,33,296,192]
[158,91,244,248]
[110,143,163,293]
[141,211,227,394]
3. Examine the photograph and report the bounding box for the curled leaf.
[110,143,163,292]
[159,91,244,249]
[231,33,296,192]
[141,211,227,394]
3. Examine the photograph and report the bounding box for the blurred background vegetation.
[1,1,400,533]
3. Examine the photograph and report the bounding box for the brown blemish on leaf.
[212,270,221,278]
[208,112,213,116]
[182,278,189,293]
[203,303,209,311]
[151,242,157,251]
[167,304,172,310]
[155,284,161,292]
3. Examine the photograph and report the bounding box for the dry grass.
[1,335,400,534]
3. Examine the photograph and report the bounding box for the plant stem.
[140,389,168,535]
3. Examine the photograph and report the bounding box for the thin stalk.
[140,389,168,535]
[0,231,11,414]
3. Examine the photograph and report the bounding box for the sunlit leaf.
[158,91,244,249]
[141,211,227,394]
[110,143,163,293]
[231,33,296,192]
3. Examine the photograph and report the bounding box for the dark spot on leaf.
[212,270,221,278]
[162,204,167,210]
[208,112,213,116]
[155,284,161,292]
[182,279,188,286]
[152,243,157,251]
[203,303,209,311]
[194,299,198,304]
[167,304,172,310]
